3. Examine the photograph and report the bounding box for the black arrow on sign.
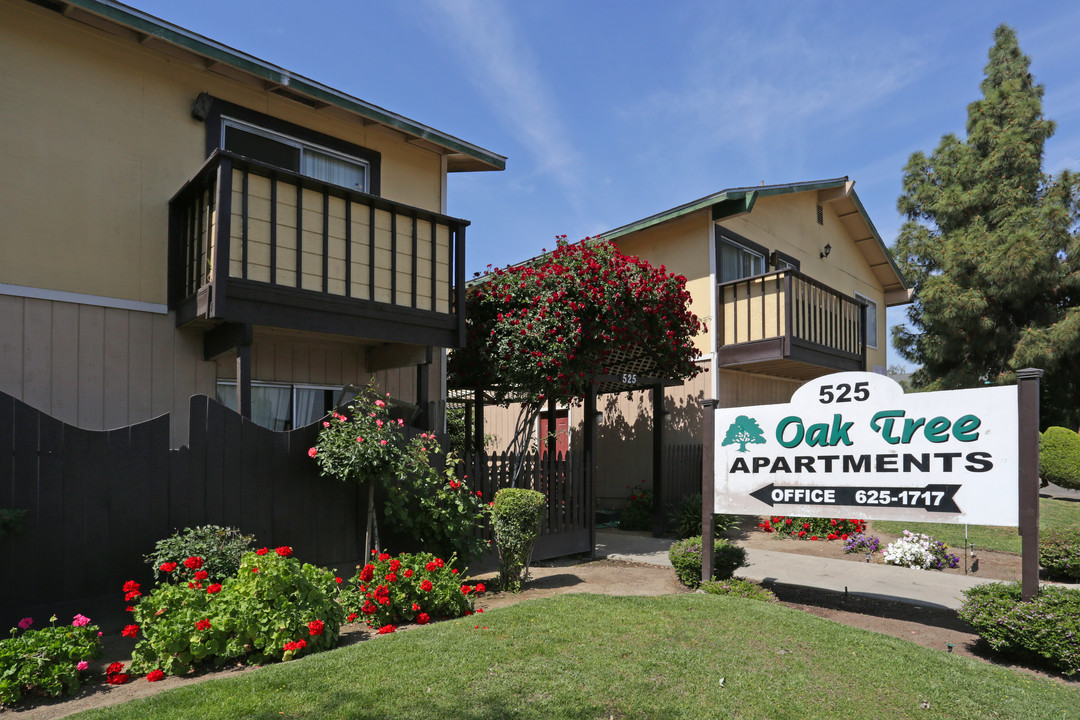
[749,484,962,513]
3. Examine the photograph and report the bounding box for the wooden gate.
[463,450,590,561]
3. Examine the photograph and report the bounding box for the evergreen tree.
[892,24,1080,429]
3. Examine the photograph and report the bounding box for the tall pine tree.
[892,24,1080,429]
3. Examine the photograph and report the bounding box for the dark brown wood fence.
[462,450,590,561]
[664,443,703,508]
[0,392,366,630]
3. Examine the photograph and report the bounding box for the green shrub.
[667,493,741,539]
[959,581,1080,676]
[619,482,653,531]
[1040,528,1080,580]
[144,524,255,583]
[129,546,344,675]
[339,550,483,631]
[491,488,545,592]
[0,615,102,706]
[700,578,779,604]
[668,535,747,588]
[1040,426,1080,490]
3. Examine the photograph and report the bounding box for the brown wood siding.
[0,295,216,446]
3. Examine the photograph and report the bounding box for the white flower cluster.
[882,531,935,569]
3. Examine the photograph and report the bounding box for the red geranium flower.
[360,564,374,582]
[121,624,139,638]
[124,591,141,602]
[420,579,433,592]
[256,548,269,556]
[308,620,324,636]
[425,561,438,572]
[195,618,211,631]
[361,602,377,615]
[125,606,135,612]
[194,570,209,581]
[378,596,390,605]
[206,583,222,594]
[389,559,401,572]
[403,569,413,578]
[798,530,806,537]
[378,624,396,634]
[159,562,177,573]
[184,556,204,570]
[416,613,430,625]
[475,583,486,594]
[412,602,421,612]
[347,612,358,622]
[146,669,165,682]
[378,553,391,561]
[122,580,140,594]
[335,577,343,584]
[460,585,472,595]
[275,546,293,558]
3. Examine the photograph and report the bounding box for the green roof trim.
[60,0,506,172]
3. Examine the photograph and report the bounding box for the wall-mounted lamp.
[820,243,832,260]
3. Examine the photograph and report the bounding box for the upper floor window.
[198,94,381,195]
[717,232,765,283]
[855,293,878,349]
[222,118,370,193]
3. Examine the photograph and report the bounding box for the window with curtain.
[718,237,765,283]
[222,118,368,193]
[216,382,343,431]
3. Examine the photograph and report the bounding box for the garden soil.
[4,540,1074,719]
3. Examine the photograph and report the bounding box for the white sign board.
[714,372,1019,526]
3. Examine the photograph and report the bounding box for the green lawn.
[69,594,1077,720]
[871,496,1080,554]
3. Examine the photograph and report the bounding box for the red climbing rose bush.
[339,550,485,632]
[449,237,704,405]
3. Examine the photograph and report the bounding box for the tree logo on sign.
[722,416,766,452]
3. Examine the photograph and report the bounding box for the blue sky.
[132,0,1080,369]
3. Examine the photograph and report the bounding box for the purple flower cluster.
[842,533,880,554]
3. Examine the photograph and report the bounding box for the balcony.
[716,269,867,380]
[168,150,467,348]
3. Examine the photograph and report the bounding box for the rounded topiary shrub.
[491,488,545,592]
[1040,426,1080,490]
[668,535,747,588]
[1040,528,1080,580]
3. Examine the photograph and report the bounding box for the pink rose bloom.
[380,439,388,445]
[72,614,91,627]
[375,399,385,407]
[307,447,317,458]
[17,617,32,630]
[76,661,89,671]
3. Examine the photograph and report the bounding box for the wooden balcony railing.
[716,269,867,374]
[168,150,468,347]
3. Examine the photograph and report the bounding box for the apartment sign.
[713,372,1019,525]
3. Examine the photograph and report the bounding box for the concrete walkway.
[595,530,998,611]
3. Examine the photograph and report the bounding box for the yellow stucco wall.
[611,210,712,358]
[0,1,445,306]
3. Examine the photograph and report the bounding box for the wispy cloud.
[421,0,587,213]
[623,5,928,167]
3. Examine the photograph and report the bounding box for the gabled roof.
[600,177,910,304]
[31,0,506,173]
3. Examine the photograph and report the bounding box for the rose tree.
[450,237,704,405]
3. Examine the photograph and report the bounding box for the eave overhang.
[34,0,506,173]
